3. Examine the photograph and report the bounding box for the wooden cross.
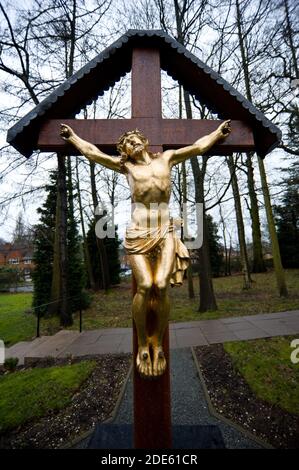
[37,48,253,450]
[38,49,254,156]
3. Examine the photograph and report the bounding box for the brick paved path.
[6,310,299,365]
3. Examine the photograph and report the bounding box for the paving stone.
[118,344,132,354]
[171,321,204,330]
[234,329,272,341]
[203,331,239,344]
[26,331,80,358]
[197,319,227,328]
[95,335,123,346]
[6,341,31,356]
[265,310,299,318]
[5,342,32,365]
[286,322,299,329]
[248,318,299,336]
[226,321,259,332]
[6,336,51,365]
[118,335,133,353]
[91,343,122,354]
[169,330,179,349]
[220,317,244,324]
[61,340,119,357]
[243,311,299,322]
[58,342,95,357]
[170,338,179,349]
[76,330,103,344]
[171,322,196,330]
[176,329,209,347]
[267,326,299,335]
[100,328,130,336]
[199,323,230,334]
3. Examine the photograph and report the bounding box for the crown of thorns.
[116,129,148,154]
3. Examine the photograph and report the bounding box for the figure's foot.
[152,345,167,377]
[136,346,152,378]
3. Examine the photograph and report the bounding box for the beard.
[131,144,145,159]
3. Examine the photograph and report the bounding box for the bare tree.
[0,0,114,323]
[227,154,252,289]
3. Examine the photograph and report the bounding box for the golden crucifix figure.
[60,120,231,378]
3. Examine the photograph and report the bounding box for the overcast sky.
[0,1,294,247]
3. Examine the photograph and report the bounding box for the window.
[8,258,19,265]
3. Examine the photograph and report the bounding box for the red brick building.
[0,242,34,280]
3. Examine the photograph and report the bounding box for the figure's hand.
[217,120,231,139]
[60,123,74,141]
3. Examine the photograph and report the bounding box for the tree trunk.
[198,211,218,311]
[219,203,229,276]
[50,153,72,325]
[246,153,267,272]
[173,0,214,308]
[257,156,288,297]
[235,0,267,274]
[49,178,61,315]
[228,243,232,276]
[75,157,96,290]
[227,155,252,289]
[89,160,110,290]
[283,0,299,78]
[177,85,194,298]
[192,153,217,311]
[183,90,217,310]
[182,157,194,299]
[183,90,217,309]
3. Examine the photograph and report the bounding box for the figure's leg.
[130,253,153,377]
[151,234,175,376]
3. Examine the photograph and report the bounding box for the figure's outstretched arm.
[168,120,231,167]
[60,124,122,173]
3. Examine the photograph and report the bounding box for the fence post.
[79,298,82,333]
[36,307,40,338]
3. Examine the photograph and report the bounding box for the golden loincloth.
[124,219,190,286]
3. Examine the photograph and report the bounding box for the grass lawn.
[0,293,68,346]
[0,293,35,346]
[224,336,299,415]
[0,360,96,433]
[1,269,298,345]
[70,268,299,328]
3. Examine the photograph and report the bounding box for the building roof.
[7,29,281,158]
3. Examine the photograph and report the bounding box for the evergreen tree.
[193,214,223,279]
[66,166,86,311]
[86,221,101,290]
[275,164,299,269]
[32,172,57,315]
[104,225,121,285]
[87,215,121,288]
[32,169,87,317]
[206,215,223,278]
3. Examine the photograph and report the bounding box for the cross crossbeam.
[38,118,253,154]
[38,48,254,156]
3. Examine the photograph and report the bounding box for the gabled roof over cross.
[7,29,281,158]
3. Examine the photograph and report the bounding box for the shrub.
[4,357,19,372]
